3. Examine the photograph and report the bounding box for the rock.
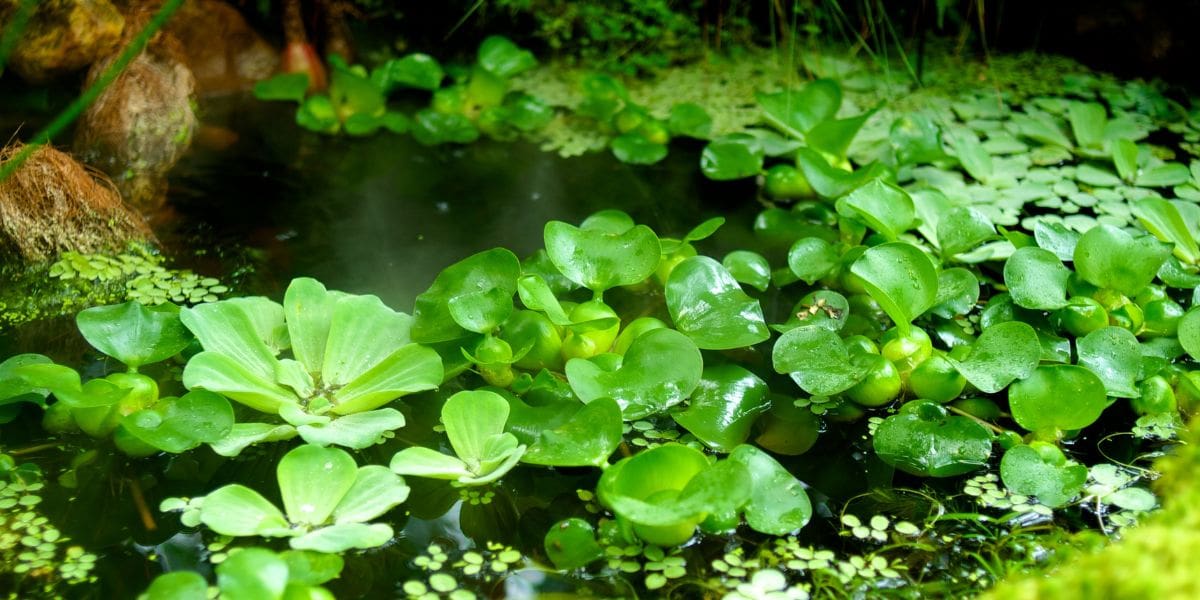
[0,142,154,262]
[163,0,278,95]
[0,0,125,83]
[73,5,196,211]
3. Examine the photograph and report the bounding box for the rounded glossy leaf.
[1073,224,1172,296]
[77,301,192,369]
[544,220,661,293]
[1033,221,1081,262]
[930,268,980,318]
[518,397,623,467]
[937,207,995,256]
[723,250,771,292]
[772,326,869,396]
[849,243,938,329]
[672,365,770,452]
[668,103,712,138]
[872,400,992,477]
[545,519,604,571]
[1133,197,1200,265]
[1179,307,1200,360]
[477,35,536,78]
[999,443,1087,508]
[700,137,763,180]
[411,248,521,342]
[946,322,1040,393]
[788,238,839,285]
[835,179,914,241]
[666,256,769,350]
[372,53,443,91]
[1076,327,1141,397]
[611,133,667,165]
[124,390,234,453]
[598,444,752,530]
[728,445,812,535]
[566,329,702,419]
[1009,365,1108,434]
[278,445,358,527]
[1004,246,1071,310]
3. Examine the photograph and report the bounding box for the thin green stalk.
[0,0,185,184]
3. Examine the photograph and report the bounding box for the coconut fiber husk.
[73,1,196,211]
[0,142,154,262]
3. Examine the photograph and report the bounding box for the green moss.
[0,246,230,329]
[982,421,1200,599]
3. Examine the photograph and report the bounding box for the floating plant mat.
[4,48,1200,600]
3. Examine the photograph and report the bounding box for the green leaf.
[296,408,408,448]
[835,179,914,241]
[411,109,479,145]
[787,238,839,285]
[517,397,623,467]
[1136,163,1191,187]
[1004,246,1071,310]
[1034,221,1081,261]
[946,321,1040,393]
[723,251,771,292]
[289,522,394,553]
[123,390,234,453]
[1009,365,1108,434]
[1076,327,1141,397]
[1075,163,1121,187]
[772,326,870,395]
[544,220,660,294]
[182,298,286,382]
[388,446,472,480]
[411,248,521,342]
[477,35,536,78]
[253,73,309,103]
[143,571,208,600]
[216,548,289,600]
[1000,443,1087,508]
[665,256,769,350]
[1176,307,1200,360]
[1133,197,1200,264]
[930,268,979,318]
[890,113,945,165]
[700,137,764,180]
[199,484,290,537]
[668,103,712,138]
[77,302,191,370]
[544,518,604,570]
[566,328,702,419]
[442,390,510,463]
[277,445,358,526]
[322,295,413,387]
[331,465,410,524]
[947,127,993,182]
[209,423,297,457]
[873,400,992,477]
[756,80,841,136]
[795,148,890,198]
[296,95,340,134]
[611,133,668,165]
[182,351,296,414]
[1067,101,1107,149]
[807,106,878,160]
[849,242,939,330]
[282,278,341,377]
[672,365,770,452]
[728,445,812,535]
[280,550,343,586]
[1112,138,1139,183]
[937,207,995,256]
[1011,113,1072,148]
[371,53,443,92]
[1074,224,1172,296]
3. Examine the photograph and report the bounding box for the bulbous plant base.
[0,142,154,262]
